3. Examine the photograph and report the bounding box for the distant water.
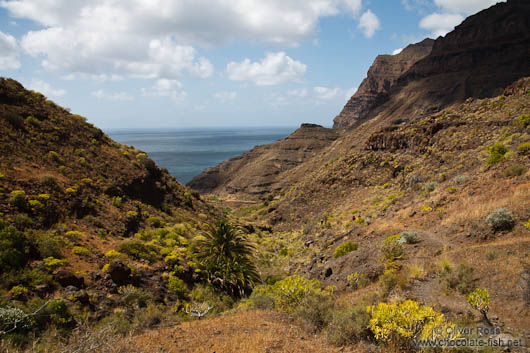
[106,127,295,184]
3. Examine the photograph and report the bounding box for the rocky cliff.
[333,38,434,128]
[334,0,530,128]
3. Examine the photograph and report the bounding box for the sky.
[0,0,503,129]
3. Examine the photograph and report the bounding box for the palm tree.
[196,219,259,297]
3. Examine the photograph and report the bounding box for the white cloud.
[392,48,404,55]
[91,89,133,101]
[141,79,187,103]
[417,0,504,38]
[226,52,307,86]
[63,73,123,82]
[433,0,503,15]
[358,10,381,38]
[419,12,463,37]
[27,79,66,97]
[342,0,363,16]
[0,0,370,79]
[0,31,20,69]
[287,88,308,97]
[214,91,237,103]
[314,86,342,100]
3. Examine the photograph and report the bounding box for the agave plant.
[196,219,259,297]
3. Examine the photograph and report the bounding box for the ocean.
[106,127,295,184]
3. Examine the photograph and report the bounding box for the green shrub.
[519,114,530,126]
[43,257,67,269]
[30,232,64,258]
[423,181,439,192]
[9,190,27,211]
[39,175,59,189]
[378,269,398,295]
[466,288,491,324]
[327,302,371,346]
[25,116,40,127]
[112,196,123,208]
[29,200,43,208]
[485,250,497,261]
[485,143,508,165]
[381,235,404,262]
[251,275,324,312]
[0,220,27,271]
[117,239,157,262]
[167,274,187,297]
[368,300,454,349]
[333,241,358,258]
[347,272,370,290]
[47,151,62,163]
[147,217,163,228]
[118,284,151,309]
[294,291,334,332]
[65,230,82,241]
[518,142,530,153]
[0,306,33,334]
[8,285,28,298]
[486,207,515,231]
[13,213,33,230]
[440,263,475,294]
[399,231,421,244]
[453,175,468,184]
[72,246,90,256]
[46,299,74,328]
[195,219,258,297]
[504,164,527,177]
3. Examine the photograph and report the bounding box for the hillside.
[0,77,227,347]
[187,123,339,199]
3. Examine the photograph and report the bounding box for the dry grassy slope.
[251,78,530,335]
[130,310,358,353]
[0,77,218,293]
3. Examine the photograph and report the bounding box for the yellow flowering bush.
[368,300,456,348]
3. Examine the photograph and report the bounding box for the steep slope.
[333,38,434,128]
[361,0,530,126]
[0,78,220,337]
[187,123,339,200]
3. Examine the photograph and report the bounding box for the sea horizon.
[106,126,297,184]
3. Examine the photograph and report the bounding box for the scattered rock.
[55,270,85,289]
[107,261,131,284]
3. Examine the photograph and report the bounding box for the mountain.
[333,38,434,128]
[187,123,339,199]
[335,0,530,129]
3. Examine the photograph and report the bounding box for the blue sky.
[0,0,502,129]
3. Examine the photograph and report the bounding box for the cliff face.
[334,0,530,129]
[391,0,530,112]
[332,39,434,128]
[187,124,339,199]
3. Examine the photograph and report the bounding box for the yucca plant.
[196,219,259,297]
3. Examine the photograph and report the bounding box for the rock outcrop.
[333,39,434,128]
[187,124,339,199]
